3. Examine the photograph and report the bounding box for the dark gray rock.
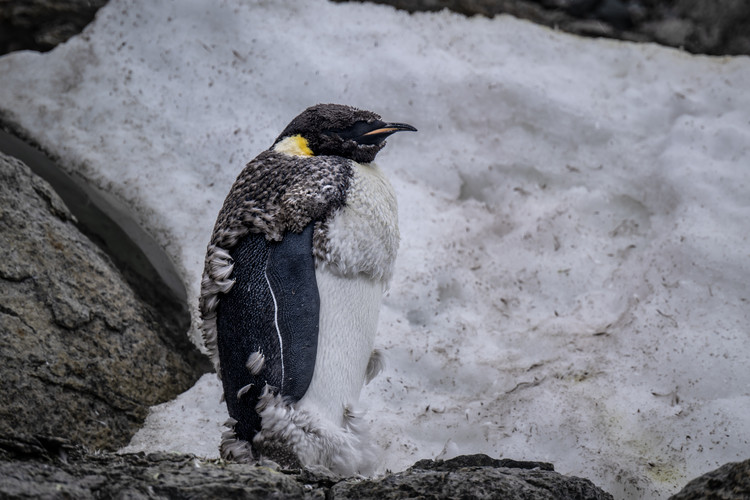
[0,151,207,451]
[0,435,309,499]
[667,0,750,55]
[669,459,750,500]
[332,454,613,499]
[2,0,748,56]
[0,437,614,500]
[333,0,750,55]
[0,0,108,55]
[410,453,555,471]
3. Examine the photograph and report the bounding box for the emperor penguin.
[199,104,416,475]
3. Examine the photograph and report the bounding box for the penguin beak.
[355,122,417,145]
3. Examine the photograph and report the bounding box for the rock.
[411,454,555,471]
[0,437,614,499]
[669,459,750,500]
[642,17,695,48]
[669,0,750,55]
[0,435,308,499]
[332,454,613,499]
[0,0,108,55]
[333,0,750,55]
[3,0,749,56]
[0,151,208,451]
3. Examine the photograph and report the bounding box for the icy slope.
[0,0,748,498]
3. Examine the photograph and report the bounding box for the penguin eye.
[327,121,384,142]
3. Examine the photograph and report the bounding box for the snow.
[1,0,749,498]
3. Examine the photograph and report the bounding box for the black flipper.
[265,223,320,400]
[216,222,319,445]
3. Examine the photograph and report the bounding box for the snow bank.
[1,0,748,498]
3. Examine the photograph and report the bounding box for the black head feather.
[273,104,415,163]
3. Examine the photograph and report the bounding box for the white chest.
[297,267,382,424]
[297,162,398,426]
[320,162,399,282]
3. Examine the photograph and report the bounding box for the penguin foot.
[255,441,303,470]
[254,389,377,476]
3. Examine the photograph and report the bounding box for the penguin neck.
[273,135,314,157]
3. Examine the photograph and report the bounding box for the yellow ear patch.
[273,135,314,157]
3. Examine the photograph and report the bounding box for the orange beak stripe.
[362,127,401,136]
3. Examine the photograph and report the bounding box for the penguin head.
[272,104,416,163]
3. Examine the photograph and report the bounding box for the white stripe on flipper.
[264,269,284,390]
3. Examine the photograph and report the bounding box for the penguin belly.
[293,160,398,458]
[295,267,383,425]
